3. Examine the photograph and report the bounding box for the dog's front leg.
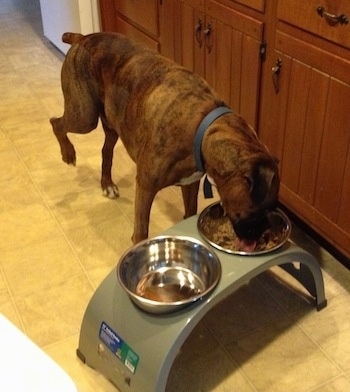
[132,183,157,244]
[181,181,200,218]
[100,120,119,199]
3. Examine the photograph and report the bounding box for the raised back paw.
[61,142,76,165]
[50,117,76,165]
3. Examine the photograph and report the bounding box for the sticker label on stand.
[99,321,139,373]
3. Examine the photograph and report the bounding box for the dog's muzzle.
[232,213,269,241]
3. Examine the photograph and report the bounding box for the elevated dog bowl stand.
[77,215,327,392]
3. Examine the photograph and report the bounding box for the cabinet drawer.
[277,0,350,49]
[115,0,158,37]
[116,16,159,51]
[207,0,263,40]
[223,0,265,13]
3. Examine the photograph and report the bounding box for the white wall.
[40,0,101,54]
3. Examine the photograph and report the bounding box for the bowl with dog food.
[197,202,291,255]
[117,235,221,314]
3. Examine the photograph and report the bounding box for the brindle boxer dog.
[50,32,279,248]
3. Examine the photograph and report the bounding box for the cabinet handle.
[195,18,203,48]
[272,58,282,94]
[316,6,349,26]
[204,22,212,53]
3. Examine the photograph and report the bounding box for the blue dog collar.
[194,106,232,171]
[194,106,232,197]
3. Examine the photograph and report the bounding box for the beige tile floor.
[1,0,350,391]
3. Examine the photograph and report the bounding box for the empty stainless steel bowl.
[117,235,221,314]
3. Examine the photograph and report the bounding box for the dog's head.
[217,159,279,240]
[203,115,280,248]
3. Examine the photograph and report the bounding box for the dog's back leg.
[100,119,119,199]
[50,116,78,165]
[50,53,99,165]
[181,181,200,218]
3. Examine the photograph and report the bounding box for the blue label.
[99,322,139,373]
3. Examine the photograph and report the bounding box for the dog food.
[200,213,287,253]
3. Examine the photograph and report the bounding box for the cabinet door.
[206,0,264,128]
[99,0,159,50]
[173,0,205,77]
[173,1,263,128]
[115,0,159,38]
[259,32,350,257]
[159,0,176,59]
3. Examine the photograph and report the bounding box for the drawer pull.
[272,58,282,94]
[195,18,203,48]
[204,23,212,53]
[316,6,349,26]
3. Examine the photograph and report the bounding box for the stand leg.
[277,251,327,311]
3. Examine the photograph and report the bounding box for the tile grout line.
[4,130,97,290]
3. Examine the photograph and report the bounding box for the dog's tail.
[62,32,84,46]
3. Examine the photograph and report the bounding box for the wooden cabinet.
[259,0,350,259]
[173,0,264,128]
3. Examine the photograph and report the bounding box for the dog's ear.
[247,164,279,204]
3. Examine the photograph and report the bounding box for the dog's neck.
[193,106,232,172]
[177,106,232,191]
[193,106,232,197]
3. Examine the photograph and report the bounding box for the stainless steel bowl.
[117,236,221,314]
[197,202,291,256]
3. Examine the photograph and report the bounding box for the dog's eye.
[244,175,253,193]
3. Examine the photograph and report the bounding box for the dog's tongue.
[234,238,257,252]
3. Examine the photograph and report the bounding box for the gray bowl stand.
[77,215,327,392]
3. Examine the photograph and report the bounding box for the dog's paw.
[63,154,76,166]
[61,143,76,165]
[102,185,120,199]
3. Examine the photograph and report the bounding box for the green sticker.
[123,344,139,373]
